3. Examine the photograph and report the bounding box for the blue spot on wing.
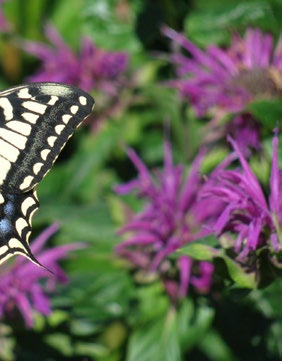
[4,201,14,217]
[0,219,12,235]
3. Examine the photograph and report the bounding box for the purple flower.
[23,25,129,130]
[224,115,261,156]
[24,25,128,92]
[0,224,81,328]
[115,141,223,302]
[201,130,282,260]
[162,26,282,153]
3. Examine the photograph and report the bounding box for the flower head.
[201,130,282,260]
[163,26,282,152]
[24,25,128,92]
[115,141,223,302]
[23,25,129,130]
[0,224,81,328]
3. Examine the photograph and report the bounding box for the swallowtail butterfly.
[0,82,94,266]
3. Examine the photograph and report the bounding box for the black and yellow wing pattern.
[0,82,94,266]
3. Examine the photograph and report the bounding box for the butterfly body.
[0,82,94,265]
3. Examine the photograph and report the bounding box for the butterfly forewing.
[0,83,95,193]
[0,82,95,266]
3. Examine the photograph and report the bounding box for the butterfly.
[0,82,95,266]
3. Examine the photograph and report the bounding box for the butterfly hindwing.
[0,82,95,266]
[0,189,39,264]
[0,82,95,193]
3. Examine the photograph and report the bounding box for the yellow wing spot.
[0,98,13,121]
[55,124,65,135]
[70,105,79,114]
[47,136,57,147]
[19,175,34,190]
[48,95,59,105]
[8,238,26,250]
[62,114,72,124]
[7,120,32,136]
[0,139,19,161]
[40,149,51,160]
[0,128,27,150]
[21,196,36,216]
[0,245,9,256]
[0,157,11,185]
[22,112,39,124]
[79,96,87,105]
[22,101,47,114]
[15,218,29,237]
[17,88,32,99]
[33,162,44,175]
[28,207,38,223]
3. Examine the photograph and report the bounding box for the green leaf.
[82,0,140,52]
[253,278,282,318]
[220,254,256,289]
[132,283,170,324]
[53,270,133,323]
[179,300,215,351]
[200,329,239,361]
[178,240,256,288]
[45,333,72,357]
[178,236,219,260]
[247,99,282,130]
[34,200,115,243]
[50,0,83,47]
[126,300,215,361]
[5,0,50,39]
[126,309,181,361]
[185,1,280,47]
[179,243,217,261]
[62,125,121,197]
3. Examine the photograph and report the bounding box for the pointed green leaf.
[220,254,256,289]
[179,243,218,261]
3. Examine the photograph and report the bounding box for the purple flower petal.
[0,224,81,328]
[269,129,280,217]
[115,140,222,300]
[163,26,282,152]
[23,24,129,98]
[201,132,282,258]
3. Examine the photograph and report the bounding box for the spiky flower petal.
[201,130,282,260]
[0,224,81,328]
[115,142,223,301]
[163,26,282,153]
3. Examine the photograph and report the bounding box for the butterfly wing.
[0,82,94,266]
[0,189,39,264]
[0,82,95,193]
